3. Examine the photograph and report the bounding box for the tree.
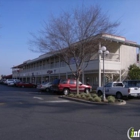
[128,64,140,80]
[30,5,119,94]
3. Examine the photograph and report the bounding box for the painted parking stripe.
[42,100,70,103]
[0,102,5,106]
[33,96,44,100]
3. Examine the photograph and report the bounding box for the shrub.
[68,93,75,97]
[81,93,86,99]
[92,96,101,102]
[81,95,87,100]
[80,93,86,97]
[100,95,103,99]
[87,96,94,101]
[107,96,116,103]
[75,94,81,98]
[91,93,98,98]
[85,93,92,98]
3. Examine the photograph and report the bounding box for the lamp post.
[98,46,109,101]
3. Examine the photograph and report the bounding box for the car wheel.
[98,90,103,96]
[85,88,90,94]
[46,88,50,92]
[63,88,69,95]
[116,92,122,99]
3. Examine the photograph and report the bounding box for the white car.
[5,79,15,85]
[7,79,20,86]
[37,82,52,92]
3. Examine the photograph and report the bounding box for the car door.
[25,83,30,88]
[104,83,112,95]
[79,81,85,92]
[110,82,124,95]
[69,80,76,92]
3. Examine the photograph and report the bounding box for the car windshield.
[42,82,49,85]
[52,79,60,84]
[7,79,14,81]
[43,82,52,85]
[104,83,112,87]
[60,79,67,84]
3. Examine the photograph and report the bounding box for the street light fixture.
[98,46,109,101]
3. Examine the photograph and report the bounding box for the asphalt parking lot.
[0,84,140,140]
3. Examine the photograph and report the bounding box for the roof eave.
[100,36,140,48]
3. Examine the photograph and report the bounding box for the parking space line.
[46,100,70,103]
[33,96,44,100]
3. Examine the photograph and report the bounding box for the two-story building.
[12,34,140,89]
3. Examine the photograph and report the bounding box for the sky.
[0,0,140,75]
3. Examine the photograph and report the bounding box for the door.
[104,83,112,95]
[69,80,76,92]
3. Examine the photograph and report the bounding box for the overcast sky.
[0,0,140,75]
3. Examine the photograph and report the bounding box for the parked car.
[7,79,20,86]
[0,79,6,84]
[16,82,37,88]
[37,82,52,92]
[5,79,14,85]
[0,79,3,84]
[51,79,92,95]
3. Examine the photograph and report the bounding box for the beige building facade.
[12,34,140,89]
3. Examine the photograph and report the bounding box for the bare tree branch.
[29,5,119,94]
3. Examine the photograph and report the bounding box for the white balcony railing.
[12,53,120,77]
[101,53,120,61]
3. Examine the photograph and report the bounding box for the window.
[52,79,60,84]
[69,80,75,85]
[113,83,123,87]
[78,81,82,85]
[60,79,67,84]
[104,83,112,87]
[136,82,140,87]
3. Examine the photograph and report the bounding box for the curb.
[59,96,126,106]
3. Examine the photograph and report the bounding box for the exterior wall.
[100,61,121,70]
[12,37,139,89]
[120,44,137,70]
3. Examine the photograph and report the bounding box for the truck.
[96,80,140,99]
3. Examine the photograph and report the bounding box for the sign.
[47,70,53,74]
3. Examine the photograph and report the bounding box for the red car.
[51,79,92,95]
[16,82,36,88]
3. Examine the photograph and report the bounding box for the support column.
[119,70,121,82]
[41,75,43,83]
[59,56,60,79]
[98,42,101,87]
[66,72,68,79]
[82,71,84,84]
[139,47,140,67]
[30,76,31,83]
[111,74,114,82]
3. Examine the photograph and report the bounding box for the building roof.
[100,33,140,48]
[13,33,140,66]
[12,63,25,69]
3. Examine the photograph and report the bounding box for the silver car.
[7,79,20,86]
[37,82,52,92]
